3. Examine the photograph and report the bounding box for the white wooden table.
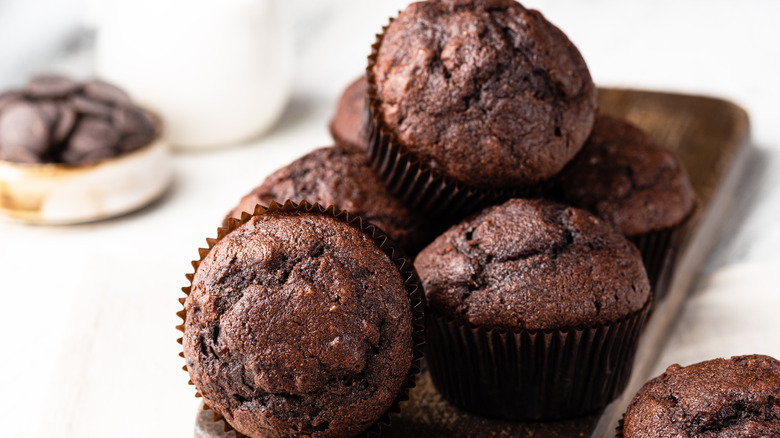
[1,1,779,437]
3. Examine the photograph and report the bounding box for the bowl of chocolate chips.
[0,74,171,224]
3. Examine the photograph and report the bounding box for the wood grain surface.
[193,88,751,438]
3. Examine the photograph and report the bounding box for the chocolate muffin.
[549,115,697,299]
[620,355,780,437]
[415,198,651,420]
[225,145,433,255]
[551,115,696,237]
[417,198,649,330]
[329,76,367,149]
[367,0,597,190]
[183,203,422,438]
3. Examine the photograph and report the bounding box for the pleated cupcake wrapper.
[176,200,426,438]
[364,21,523,220]
[616,416,626,437]
[425,300,651,421]
[630,205,698,303]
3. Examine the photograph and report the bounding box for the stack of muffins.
[179,0,778,437]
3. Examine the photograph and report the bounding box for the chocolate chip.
[24,74,80,99]
[118,132,155,153]
[84,79,132,106]
[0,146,41,164]
[62,117,120,163]
[35,100,60,126]
[0,91,23,113]
[70,95,113,118]
[0,102,51,158]
[63,144,116,165]
[52,105,77,145]
[113,105,154,135]
[113,105,155,152]
[3,74,148,165]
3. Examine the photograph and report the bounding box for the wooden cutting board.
[193,88,751,438]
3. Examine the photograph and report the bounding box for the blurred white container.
[94,0,293,150]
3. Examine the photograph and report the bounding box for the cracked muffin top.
[414,198,649,331]
[224,144,433,255]
[183,209,414,438]
[550,115,697,236]
[621,355,780,437]
[329,76,367,149]
[371,0,597,188]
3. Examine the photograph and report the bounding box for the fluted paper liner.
[616,417,626,437]
[425,300,651,421]
[177,200,425,437]
[364,20,524,219]
[630,205,698,303]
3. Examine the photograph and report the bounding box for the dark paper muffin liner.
[630,205,698,302]
[364,21,522,219]
[616,416,626,437]
[425,300,651,421]
[177,200,426,438]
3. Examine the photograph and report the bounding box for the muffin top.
[622,355,780,437]
[415,198,649,331]
[184,209,415,438]
[371,0,597,188]
[551,115,697,236]
[329,76,367,149]
[225,144,432,255]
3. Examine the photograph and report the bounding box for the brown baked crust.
[371,0,596,188]
[225,145,433,255]
[183,210,414,437]
[622,355,780,437]
[415,198,649,331]
[551,115,697,236]
[329,76,367,149]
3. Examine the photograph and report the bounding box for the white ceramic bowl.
[0,117,172,224]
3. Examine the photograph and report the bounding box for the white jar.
[95,0,293,150]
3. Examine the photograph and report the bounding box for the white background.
[1,1,779,437]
